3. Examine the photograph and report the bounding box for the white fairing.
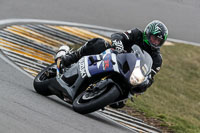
[129,60,145,85]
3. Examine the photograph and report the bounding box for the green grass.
[127,43,200,133]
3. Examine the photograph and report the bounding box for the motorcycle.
[33,45,152,114]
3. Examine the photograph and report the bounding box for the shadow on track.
[30,90,128,130]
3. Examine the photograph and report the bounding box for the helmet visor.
[149,34,164,48]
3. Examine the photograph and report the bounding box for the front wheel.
[73,84,120,114]
[33,63,56,96]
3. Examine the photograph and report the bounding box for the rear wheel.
[33,63,56,96]
[73,84,120,114]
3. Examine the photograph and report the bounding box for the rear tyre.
[73,85,120,114]
[33,63,56,96]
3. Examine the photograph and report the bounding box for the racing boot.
[109,100,126,109]
[60,49,81,67]
[54,45,71,71]
[55,45,70,60]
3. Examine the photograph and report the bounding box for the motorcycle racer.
[55,20,168,108]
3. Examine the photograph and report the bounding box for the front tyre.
[33,63,56,96]
[73,85,120,114]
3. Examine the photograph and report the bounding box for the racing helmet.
[143,20,168,49]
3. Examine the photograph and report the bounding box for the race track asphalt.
[0,54,133,133]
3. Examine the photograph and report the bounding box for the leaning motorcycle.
[33,45,152,114]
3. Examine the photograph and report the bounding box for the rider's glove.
[111,39,124,52]
[131,74,154,94]
[144,74,154,88]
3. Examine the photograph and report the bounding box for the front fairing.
[116,53,137,80]
[116,45,153,85]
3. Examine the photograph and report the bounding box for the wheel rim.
[78,87,108,103]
